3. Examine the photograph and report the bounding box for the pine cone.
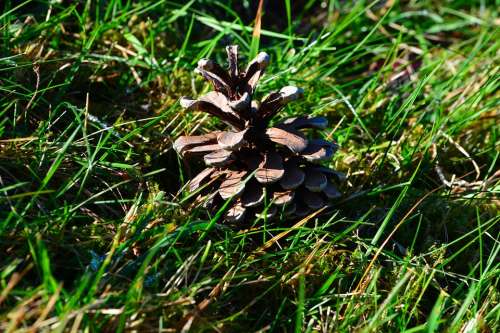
[174,45,344,222]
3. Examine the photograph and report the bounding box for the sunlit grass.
[0,1,498,332]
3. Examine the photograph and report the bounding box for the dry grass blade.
[253,207,327,254]
[250,0,264,58]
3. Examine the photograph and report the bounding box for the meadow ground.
[0,1,499,332]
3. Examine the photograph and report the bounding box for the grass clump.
[0,1,498,332]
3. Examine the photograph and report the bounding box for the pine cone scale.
[203,149,234,167]
[197,59,232,85]
[188,167,215,192]
[219,171,247,199]
[323,182,342,199]
[173,132,219,154]
[304,169,328,192]
[180,97,243,129]
[300,190,325,210]
[278,116,328,130]
[264,127,308,153]
[255,152,285,184]
[241,181,265,207]
[279,164,305,190]
[273,190,294,206]
[217,129,248,150]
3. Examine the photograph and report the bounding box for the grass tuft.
[0,1,498,332]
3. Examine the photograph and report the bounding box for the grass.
[0,0,499,331]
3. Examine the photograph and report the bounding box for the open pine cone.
[174,45,344,222]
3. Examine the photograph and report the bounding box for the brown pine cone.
[174,45,344,222]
